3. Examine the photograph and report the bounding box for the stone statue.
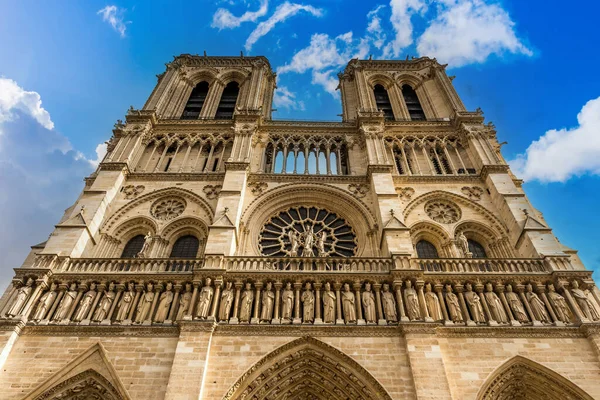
[134,283,155,323]
[505,284,528,323]
[464,283,485,323]
[316,231,327,257]
[484,283,508,323]
[362,282,376,323]
[585,290,600,321]
[525,284,550,323]
[73,283,97,322]
[196,278,214,319]
[570,281,600,321]
[404,280,421,321]
[218,282,234,321]
[547,284,571,324]
[239,283,254,323]
[154,283,174,323]
[302,225,315,257]
[92,283,116,322]
[32,283,57,320]
[53,283,77,321]
[260,282,274,322]
[136,231,153,258]
[288,230,299,256]
[322,282,336,323]
[281,282,294,322]
[176,283,193,320]
[424,283,443,321]
[457,232,470,257]
[7,278,34,318]
[342,283,356,323]
[301,282,315,323]
[381,283,397,323]
[444,284,463,323]
[115,283,135,322]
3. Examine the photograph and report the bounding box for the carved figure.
[464,283,485,323]
[301,282,315,323]
[115,283,135,322]
[7,278,34,318]
[92,283,116,322]
[288,230,299,256]
[154,283,174,323]
[362,283,376,323]
[444,284,463,323]
[53,283,77,321]
[316,231,327,257]
[322,282,336,323]
[505,284,528,323]
[457,232,470,257]
[239,283,254,322]
[73,283,97,322]
[176,283,193,320]
[134,283,155,323]
[218,282,234,321]
[281,282,294,322]
[525,284,550,323]
[404,280,421,321]
[547,284,571,324]
[484,283,508,323]
[302,225,315,257]
[341,283,356,323]
[424,283,443,321]
[260,282,274,322]
[381,283,397,322]
[32,283,57,320]
[196,278,214,319]
[585,290,600,320]
[571,281,600,321]
[136,231,153,258]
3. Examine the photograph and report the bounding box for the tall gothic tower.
[1,54,599,400]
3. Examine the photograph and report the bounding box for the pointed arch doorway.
[222,337,393,400]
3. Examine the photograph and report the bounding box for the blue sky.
[0,0,599,287]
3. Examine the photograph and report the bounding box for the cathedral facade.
[1,54,600,400]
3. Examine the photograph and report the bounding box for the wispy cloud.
[212,0,269,29]
[383,0,427,58]
[97,5,130,38]
[245,2,323,51]
[273,86,305,111]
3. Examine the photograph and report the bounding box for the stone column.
[104,285,123,324]
[272,282,282,324]
[416,281,432,322]
[81,283,104,325]
[0,284,18,318]
[475,284,494,326]
[251,282,262,324]
[561,282,586,323]
[42,284,66,325]
[393,281,409,322]
[517,284,541,326]
[314,282,323,324]
[455,286,473,326]
[434,284,450,324]
[230,281,242,324]
[144,284,162,325]
[63,284,85,324]
[126,284,143,323]
[334,283,344,325]
[167,284,182,324]
[20,280,47,320]
[293,282,302,324]
[353,282,365,325]
[373,283,386,326]
[497,284,519,326]
[537,284,561,326]
[209,280,223,321]
[185,281,200,321]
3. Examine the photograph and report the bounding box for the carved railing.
[61,258,200,273]
[222,256,392,272]
[414,258,547,273]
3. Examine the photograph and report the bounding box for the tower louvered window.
[402,85,426,121]
[121,235,145,258]
[181,81,209,120]
[170,235,200,258]
[373,84,394,120]
[215,82,239,119]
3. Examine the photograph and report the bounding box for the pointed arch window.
[121,235,145,258]
[170,235,200,258]
[402,84,426,121]
[181,81,209,120]
[416,240,439,259]
[468,239,487,258]
[373,84,394,120]
[215,81,239,119]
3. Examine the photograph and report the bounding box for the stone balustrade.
[414,258,548,273]
[61,258,201,273]
[221,256,392,272]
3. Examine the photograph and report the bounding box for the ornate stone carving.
[526,284,550,323]
[322,282,336,323]
[53,283,77,321]
[342,283,356,323]
[404,280,421,321]
[203,185,222,200]
[484,283,508,324]
[281,282,294,323]
[92,283,116,322]
[150,197,186,221]
[362,282,376,323]
[154,283,173,323]
[73,283,97,322]
[461,186,484,201]
[32,283,57,321]
[248,181,268,196]
[464,283,485,324]
[348,183,370,198]
[547,284,572,324]
[381,283,397,323]
[239,283,254,323]
[301,282,314,323]
[115,283,135,322]
[176,283,193,320]
[570,281,600,321]
[396,187,415,201]
[122,185,145,199]
[219,282,234,322]
[134,283,155,323]
[196,278,214,320]
[260,282,274,322]
[456,232,471,258]
[6,278,34,318]
[425,200,461,224]
[445,284,463,323]
[505,284,528,323]
[424,283,443,321]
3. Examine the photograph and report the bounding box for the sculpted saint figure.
[301,282,315,323]
[484,283,508,323]
[288,230,299,257]
[7,278,34,318]
[444,284,463,323]
[176,283,193,320]
[154,283,174,323]
[219,282,234,321]
[457,232,470,257]
[424,283,443,321]
[239,283,254,323]
[53,283,77,321]
[342,283,356,323]
[404,280,421,321]
[505,284,528,323]
[115,283,135,322]
[464,283,485,323]
[33,283,57,321]
[302,225,315,257]
[570,281,600,321]
[134,283,155,323]
[362,282,376,323]
[547,284,571,324]
[281,282,294,322]
[381,284,397,323]
[73,283,97,322]
[196,278,213,319]
[526,284,550,323]
[316,231,327,257]
[92,283,116,322]
[136,231,152,258]
[322,282,336,323]
[260,282,274,322]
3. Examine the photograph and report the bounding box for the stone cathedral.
[1,54,600,400]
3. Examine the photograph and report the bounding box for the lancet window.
[121,235,145,258]
[373,84,395,120]
[215,81,239,119]
[263,135,349,175]
[402,84,426,121]
[170,235,201,258]
[181,81,209,119]
[416,240,439,259]
[468,239,487,259]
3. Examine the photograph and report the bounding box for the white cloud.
[89,143,108,167]
[273,86,305,111]
[509,97,600,183]
[212,0,269,29]
[245,2,323,50]
[416,0,532,67]
[0,78,54,131]
[97,5,129,38]
[382,0,426,57]
[366,5,387,50]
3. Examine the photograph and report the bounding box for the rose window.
[151,197,186,221]
[425,200,461,224]
[259,206,357,257]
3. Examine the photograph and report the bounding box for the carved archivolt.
[223,337,393,400]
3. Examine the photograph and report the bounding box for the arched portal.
[223,337,393,400]
[477,355,594,400]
